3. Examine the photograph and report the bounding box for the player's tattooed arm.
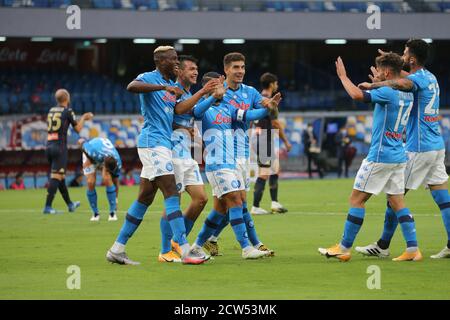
[358,78,414,91]
[335,57,365,101]
[175,78,221,115]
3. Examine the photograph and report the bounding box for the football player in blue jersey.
[319,53,422,262]
[106,46,218,265]
[158,55,211,263]
[203,53,279,257]
[357,39,450,259]
[188,72,281,259]
[78,137,122,222]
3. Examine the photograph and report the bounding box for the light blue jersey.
[173,82,194,128]
[135,69,177,149]
[364,86,414,163]
[82,137,122,176]
[406,68,444,152]
[172,82,194,160]
[193,96,268,172]
[222,83,265,159]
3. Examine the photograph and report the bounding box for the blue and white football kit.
[193,95,269,198]
[82,137,122,216]
[82,137,122,177]
[172,83,203,193]
[353,87,414,195]
[404,68,448,189]
[135,70,177,181]
[223,83,266,191]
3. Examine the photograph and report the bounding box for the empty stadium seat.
[92,0,114,8]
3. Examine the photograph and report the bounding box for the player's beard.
[402,61,411,72]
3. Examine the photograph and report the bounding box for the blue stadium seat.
[375,1,397,12]
[50,0,71,8]
[93,0,114,9]
[132,0,158,10]
[265,1,285,11]
[334,1,365,12]
[2,0,14,7]
[440,2,450,12]
[94,100,105,114]
[33,0,49,7]
[288,2,309,12]
[176,0,195,10]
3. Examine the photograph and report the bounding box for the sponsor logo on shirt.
[384,131,402,140]
[162,91,177,103]
[424,115,441,123]
[228,99,250,110]
[212,113,232,124]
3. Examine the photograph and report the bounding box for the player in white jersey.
[357,39,450,259]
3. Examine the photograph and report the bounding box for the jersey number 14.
[394,100,413,132]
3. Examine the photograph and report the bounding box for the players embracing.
[356,39,450,259]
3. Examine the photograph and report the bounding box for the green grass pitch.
[1,179,449,299]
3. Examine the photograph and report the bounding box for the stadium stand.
[1,0,450,12]
[0,71,140,115]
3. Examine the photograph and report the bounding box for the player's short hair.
[104,156,118,175]
[179,55,198,69]
[55,88,70,104]
[153,46,174,54]
[223,52,245,66]
[260,73,278,89]
[406,39,429,66]
[153,46,176,64]
[375,52,404,75]
[201,71,221,86]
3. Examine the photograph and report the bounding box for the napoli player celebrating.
[158,55,212,263]
[357,39,450,259]
[106,46,216,265]
[203,53,279,256]
[319,54,422,262]
[190,72,280,259]
[78,137,122,222]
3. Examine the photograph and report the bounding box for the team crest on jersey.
[231,180,241,189]
[166,162,173,171]
[164,106,174,114]
[242,93,248,99]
